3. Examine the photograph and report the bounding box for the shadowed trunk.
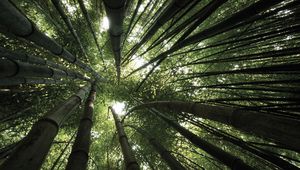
[0,47,69,71]
[0,48,89,81]
[0,77,64,86]
[0,84,90,170]
[127,125,186,170]
[0,58,89,81]
[77,0,104,64]
[51,0,88,61]
[66,84,97,170]
[185,117,300,170]
[103,0,126,81]
[127,0,285,87]
[131,101,300,152]
[152,109,253,170]
[109,107,140,170]
[0,0,101,79]
[126,0,193,58]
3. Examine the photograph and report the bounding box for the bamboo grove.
[0,0,299,169]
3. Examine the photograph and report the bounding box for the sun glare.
[112,101,126,115]
[62,0,76,15]
[100,16,109,32]
[132,55,146,68]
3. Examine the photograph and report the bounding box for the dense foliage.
[0,0,299,169]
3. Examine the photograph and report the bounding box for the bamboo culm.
[0,84,91,170]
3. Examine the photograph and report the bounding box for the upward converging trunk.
[0,77,64,86]
[152,109,253,170]
[126,0,193,58]
[127,125,186,170]
[0,47,68,71]
[131,101,300,152]
[185,117,300,170]
[173,0,285,51]
[103,0,126,81]
[77,0,104,65]
[0,84,91,170]
[127,0,285,87]
[109,107,140,170]
[122,0,142,46]
[0,48,90,81]
[66,84,97,170]
[146,0,227,53]
[180,63,300,81]
[0,58,88,81]
[0,0,101,79]
[51,0,88,61]
[51,132,76,170]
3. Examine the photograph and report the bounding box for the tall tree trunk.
[0,48,89,81]
[77,0,104,65]
[152,109,253,170]
[185,117,300,170]
[51,0,88,61]
[0,84,91,170]
[122,0,142,46]
[126,0,193,58]
[0,47,64,71]
[0,0,101,79]
[109,107,140,170]
[146,0,227,53]
[173,0,285,50]
[51,132,76,170]
[0,142,20,160]
[66,84,97,170]
[126,0,285,87]
[0,58,89,81]
[0,77,63,86]
[127,125,186,170]
[183,63,300,79]
[131,101,300,152]
[103,0,126,81]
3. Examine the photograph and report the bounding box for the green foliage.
[1,0,300,169]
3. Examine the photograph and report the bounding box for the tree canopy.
[0,0,299,169]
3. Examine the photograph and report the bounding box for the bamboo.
[185,117,300,170]
[0,0,101,79]
[126,0,193,58]
[103,0,126,80]
[51,133,76,170]
[51,0,88,61]
[131,101,300,151]
[0,58,89,81]
[109,107,140,170]
[0,84,90,170]
[77,0,103,64]
[182,63,300,80]
[0,77,63,86]
[153,110,253,170]
[66,84,97,170]
[0,48,89,81]
[127,125,186,170]
[126,0,285,86]
[122,0,143,46]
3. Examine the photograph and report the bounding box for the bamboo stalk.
[66,84,97,170]
[131,101,300,152]
[51,0,88,61]
[0,58,89,81]
[103,0,126,81]
[0,84,91,170]
[0,0,102,79]
[127,125,186,170]
[153,109,253,170]
[109,107,140,170]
